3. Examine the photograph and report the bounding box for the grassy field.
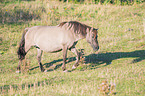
[0,0,145,95]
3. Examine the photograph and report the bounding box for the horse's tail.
[17,28,29,60]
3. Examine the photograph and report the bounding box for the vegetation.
[0,0,145,95]
[1,0,145,5]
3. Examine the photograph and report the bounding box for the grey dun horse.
[17,21,99,73]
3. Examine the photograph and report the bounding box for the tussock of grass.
[0,1,145,96]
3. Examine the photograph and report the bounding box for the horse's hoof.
[72,65,77,70]
[16,70,21,73]
[63,70,68,72]
[44,70,48,72]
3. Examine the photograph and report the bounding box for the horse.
[17,21,99,73]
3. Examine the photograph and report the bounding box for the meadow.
[0,0,145,95]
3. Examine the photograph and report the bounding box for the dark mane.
[59,21,92,36]
[58,21,67,27]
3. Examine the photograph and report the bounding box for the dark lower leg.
[16,60,22,73]
[62,46,67,71]
[37,49,45,72]
[17,60,21,70]
[39,62,45,72]
[70,47,80,68]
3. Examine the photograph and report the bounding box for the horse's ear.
[90,27,93,32]
[86,28,90,33]
[96,28,99,31]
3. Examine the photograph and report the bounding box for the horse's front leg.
[62,45,68,72]
[37,49,46,72]
[70,47,80,70]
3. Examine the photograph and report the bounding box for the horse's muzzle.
[93,46,99,52]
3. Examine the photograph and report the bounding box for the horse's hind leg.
[70,47,80,70]
[17,39,32,73]
[16,60,22,73]
[37,49,46,72]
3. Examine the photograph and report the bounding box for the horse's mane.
[58,21,92,36]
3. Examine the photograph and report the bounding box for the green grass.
[0,1,145,95]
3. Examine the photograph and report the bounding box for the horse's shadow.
[85,50,145,69]
[30,50,145,71]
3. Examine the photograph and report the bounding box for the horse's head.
[86,28,99,52]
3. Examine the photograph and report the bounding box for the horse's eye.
[92,34,95,38]
[95,35,98,39]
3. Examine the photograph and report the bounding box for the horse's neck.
[74,32,86,41]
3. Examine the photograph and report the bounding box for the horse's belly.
[36,41,62,52]
[36,40,74,52]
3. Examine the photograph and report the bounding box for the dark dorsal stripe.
[58,21,92,36]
